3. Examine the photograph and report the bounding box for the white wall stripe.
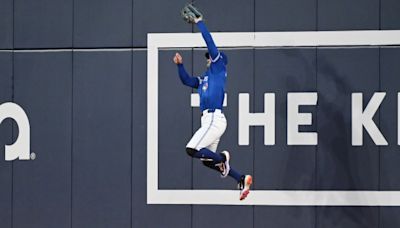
[147,30,400,206]
[0,48,148,53]
[147,190,400,206]
[1,45,400,53]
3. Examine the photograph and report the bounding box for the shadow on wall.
[277,48,377,225]
[281,49,316,190]
[317,50,377,227]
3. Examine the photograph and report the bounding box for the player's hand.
[181,3,203,24]
[173,53,183,64]
[194,16,203,23]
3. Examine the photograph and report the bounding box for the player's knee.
[186,147,197,157]
[202,160,214,168]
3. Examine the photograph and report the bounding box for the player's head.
[205,52,228,67]
[205,52,212,67]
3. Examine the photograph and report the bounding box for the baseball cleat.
[239,175,252,200]
[217,151,230,178]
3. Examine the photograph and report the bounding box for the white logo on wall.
[191,92,392,146]
[147,30,400,206]
[0,102,33,161]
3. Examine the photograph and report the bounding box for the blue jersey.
[197,54,227,111]
[177,21,228,112]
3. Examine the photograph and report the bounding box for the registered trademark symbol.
[30,152,36,160]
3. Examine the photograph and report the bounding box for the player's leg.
[202,154,245,179]
[200,139,230,176]
[200,138,231,175]
[209,141,243,182]
[186,112,226,163]
[238,175,253,200]
[200,139,222,171]
[202,145,245,181]
[203,133,252,200]
[186,147,225,163]
[187,112,253,200]
[197,115,231,177]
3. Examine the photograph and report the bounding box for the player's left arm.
[196,20,220,63]
[181,4,225,65]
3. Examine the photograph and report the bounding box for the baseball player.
[173,4,252,200]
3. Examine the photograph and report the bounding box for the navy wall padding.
[14,0,73,48]
[0,0,13,49]
[0,1,400,227]
[13,52,72,228]
[0,53,13,228]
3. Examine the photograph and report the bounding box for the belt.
[202,109,222,116]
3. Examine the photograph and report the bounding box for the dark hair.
[204,52,228,65]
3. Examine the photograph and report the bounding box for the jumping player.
[173,4,252,200]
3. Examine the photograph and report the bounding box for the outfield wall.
[1,0,400,227]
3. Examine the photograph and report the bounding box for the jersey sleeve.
[196,21,220,62]
[210,52,227,74]
[177,64,199,88]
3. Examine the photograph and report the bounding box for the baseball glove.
[181,3,203,24]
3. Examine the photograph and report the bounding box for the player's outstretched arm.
[181,4,219,62]
[196,20,220,62]
[173,53,199,88]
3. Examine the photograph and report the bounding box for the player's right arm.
[173,53,199,88]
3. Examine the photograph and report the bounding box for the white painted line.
[254,30,400,47]
[190,93,200,107]
[0,48,145,53]
[147,35,159,203]
[149,190,400,206]
[14,49,72,53]
[149,30,400,48]
[147,30,400,206]
[0,49,71,53]
[74,48,133,52]
[1,44,400,54]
